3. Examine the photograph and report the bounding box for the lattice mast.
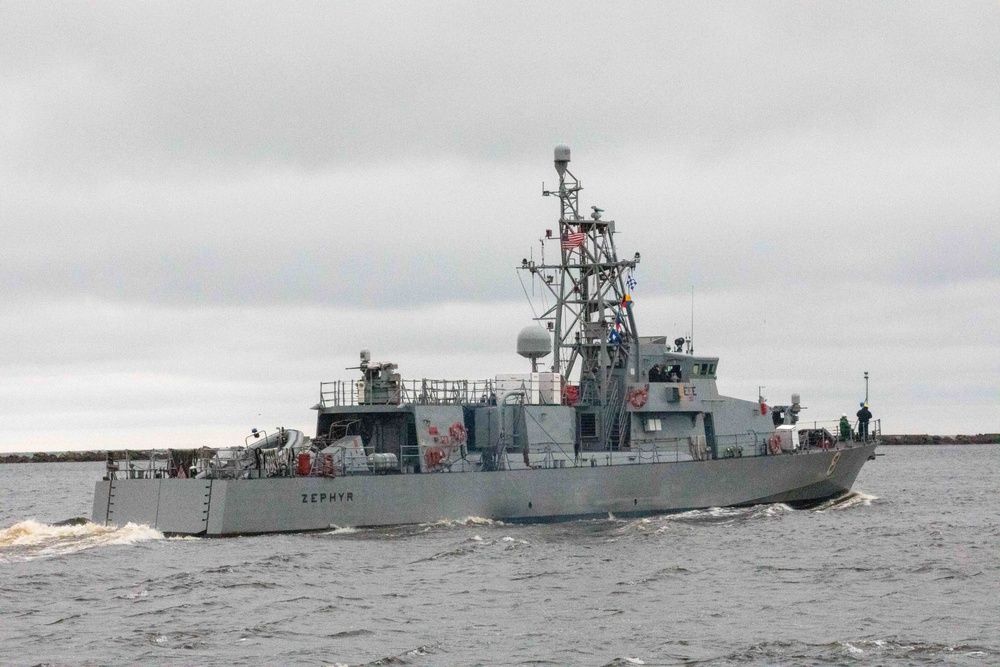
[520,146,640,406]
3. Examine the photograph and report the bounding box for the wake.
[0,518,163,562]
[807,490,878,512]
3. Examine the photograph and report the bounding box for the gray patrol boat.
[93,146,879,536]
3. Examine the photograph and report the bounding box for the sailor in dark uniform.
[856,403,873,440]
[648,364,664,382]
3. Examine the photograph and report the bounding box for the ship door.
[578,411,598,452]
[704,412,717,460]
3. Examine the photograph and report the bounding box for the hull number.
[826,452,842,476]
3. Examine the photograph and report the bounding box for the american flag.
[626,273,637,290]
[561,229,585,250]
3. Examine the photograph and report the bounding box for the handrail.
[318,374,569,408]
[103,417,877,482]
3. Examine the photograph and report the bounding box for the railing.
[104,446,303,481]
[320,378,497,407]
[859,418,881,442]
[319,376,565,408]
[104,450,171,480]
[791,417,881,446]
[103,417,880,482]
[633,432,755,462]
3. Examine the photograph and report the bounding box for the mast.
[520,146,640,407]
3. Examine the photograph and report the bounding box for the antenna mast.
[690,286,694,355]
[520,146,640,406]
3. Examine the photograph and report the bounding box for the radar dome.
[516,326,551,360]
[554,145,571,176]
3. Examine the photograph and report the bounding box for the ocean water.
[1,445,998,666]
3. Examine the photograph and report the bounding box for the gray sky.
[2,1,998,452]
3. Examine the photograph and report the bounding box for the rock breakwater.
[881,434,999,445]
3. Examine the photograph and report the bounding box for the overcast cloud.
[2,1,998,452]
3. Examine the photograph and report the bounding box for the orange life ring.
[630,389,648,408]
[424,447,446,468]
[768,433,782,455]
[449,422,467,444]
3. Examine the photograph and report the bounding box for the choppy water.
[1,445,998,666]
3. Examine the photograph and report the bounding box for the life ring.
[424,447,446,468]
[630,389,648,408]
[768,433,782,455]
[449,422,467,444]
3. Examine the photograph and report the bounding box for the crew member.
[856,403,873,441]
[839,413,851,441]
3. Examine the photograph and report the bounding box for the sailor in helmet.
[839,413,851,441]
[856,403,873,441]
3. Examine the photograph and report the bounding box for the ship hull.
[92,443,875,536]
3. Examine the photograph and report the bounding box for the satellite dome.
[516,326,551,360]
